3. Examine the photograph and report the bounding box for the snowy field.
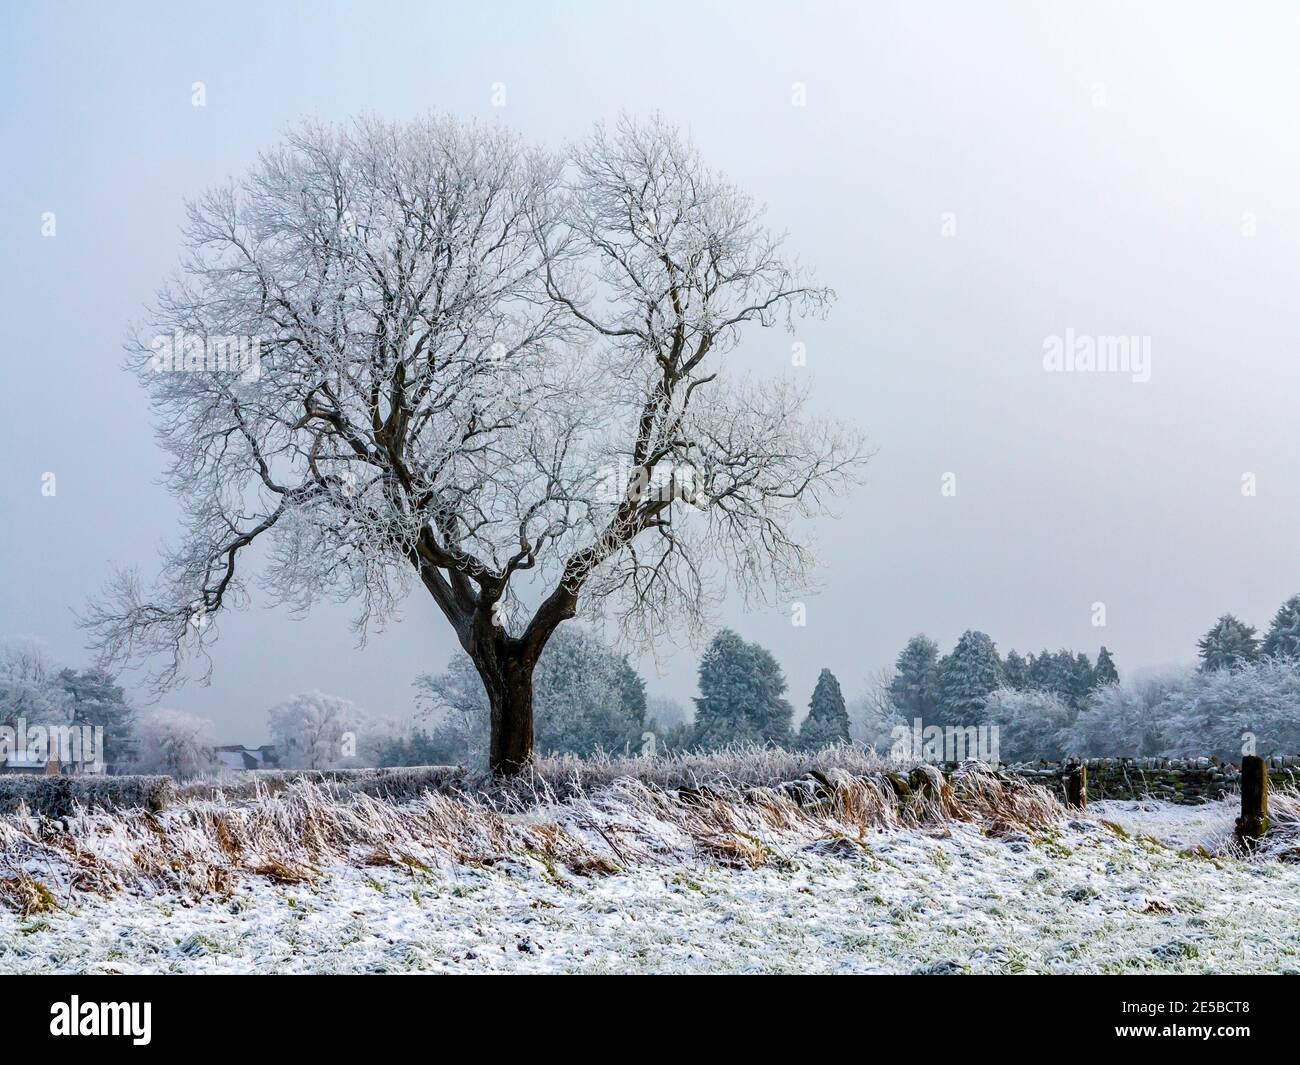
[4,783,1299,974]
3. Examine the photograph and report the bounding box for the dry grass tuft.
[0,751,1069,912]
[1221,787,1300,861]
[0,872,59,916]
[460,744,897,808]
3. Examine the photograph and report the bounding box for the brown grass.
[0,872,59,916]
[0,755,1065,912]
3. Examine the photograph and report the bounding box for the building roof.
[213,744,278,771]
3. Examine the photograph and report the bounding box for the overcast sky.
[3,1,1299,742]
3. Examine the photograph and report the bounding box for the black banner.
[0,974,1290,1050]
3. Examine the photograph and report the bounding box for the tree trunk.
[487,665,534,776]
[467,635,539,776]
[419,558,573,775]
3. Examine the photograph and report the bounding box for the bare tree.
[130,707,217,777]
[850,666,904,751]
[0,637,70,726]
[267,689,379,769]
[86,114,866,774]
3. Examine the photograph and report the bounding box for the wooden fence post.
[1065,762,1087,809]
[1235,755,1268,849]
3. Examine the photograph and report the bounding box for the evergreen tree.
[1027,648,1066,700]
[57,667,137,766]
[693,630,794,749]
[1197,614,1260,672]
[888,634,940,722]
[378,724,468,767]
[1039,650,1076,703]
[1026,650,1050,692]
[1002,649,1031,690]
[1261,594,1300,661]
[532,628,646,756]
[799,668,850,749]
[614,655,648,725]
[1094,646,1119,686]
[936,631,1003,726]
[1068,652,1095,710]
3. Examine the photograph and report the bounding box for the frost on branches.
[84,114,865,773]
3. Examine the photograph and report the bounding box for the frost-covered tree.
[1068,652,1096,709]
[1026,649,1070,702]
[614,655,647,731]
[936,631,1002,726]
[1163,658,1300,761]
[130,707,217,777]
[267,690,372,770]
[1002,649,1030,691]
[413,653,491,767]
[1093,646,1119,687]
[1261,594,1300,661]
[983,687,1074,762]
[58,667,137,766]
[1020,648,1096,707]
[0,637,70,726]
[850,666,906,752]
[1197,614,1259,672]
[888,635,940,722]
[378,728,463,768]
[799,667,850,749]
[531,627,645,757]
[84,114,864,774]
[693,629,793,748]
[1067,659,1300,761]
[0,643,138,768]
[1062,668,1190,758]
[415,626,646,763]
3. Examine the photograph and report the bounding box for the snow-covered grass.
[6,814,1300,973]
[1091,798,1239,852]
[1094,789,1300,858]
[3,758,1300,973]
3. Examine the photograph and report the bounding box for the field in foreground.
[2,754,1299,974]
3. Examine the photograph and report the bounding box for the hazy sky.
[3,1,1299,742]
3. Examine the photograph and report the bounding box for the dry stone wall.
[1002,757,1300,804]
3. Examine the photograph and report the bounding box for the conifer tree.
[1093,646,1119,686]
[58,667,137,766]
[1002,649,1031,690]
[799,668,851,749]
[1197,614,1260,672]
[1068,651,1095,709]
[936,630,1003,726]
[693,630,794,748]
[888,634,940,721]
[1261,595,1300,661]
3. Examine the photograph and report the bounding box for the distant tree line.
[1195,594,1300,672]
[385,626,852,766]
[882,631,1118,727]
[864,592,1300,762]
[0,638,138,766]
[11,591,1298,775]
